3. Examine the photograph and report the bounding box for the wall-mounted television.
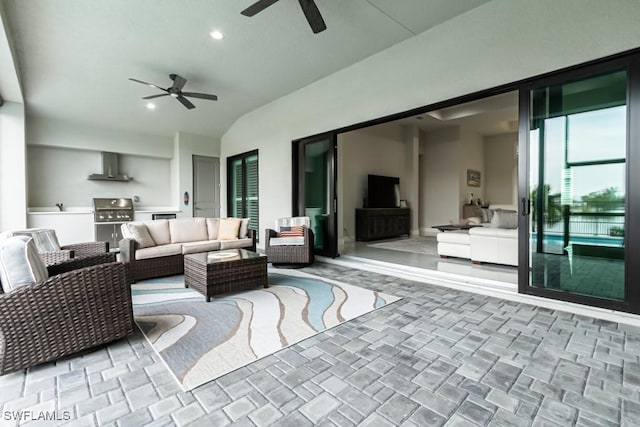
[367,174,400,208]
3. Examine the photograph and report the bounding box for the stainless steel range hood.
[88,152,133,182]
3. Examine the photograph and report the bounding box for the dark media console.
[355,208,410,241]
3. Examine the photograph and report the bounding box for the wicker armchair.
[265,217,314,266]
[46,252,116,276]
[2,228,110,267]
[0,262,134,375]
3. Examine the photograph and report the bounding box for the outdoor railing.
[534,214,624,237]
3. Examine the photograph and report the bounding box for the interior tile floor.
[2,263,640,426]
[341,237,518,286]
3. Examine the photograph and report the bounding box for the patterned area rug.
[367,236,438,255]
[131,269,400,391]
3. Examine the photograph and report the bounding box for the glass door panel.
[297,136,337,257]
[529,70,627,301]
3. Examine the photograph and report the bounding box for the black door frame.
[291,47,640,313]
[518,55,640,314]
[292,133,338,258]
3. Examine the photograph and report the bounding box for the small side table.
[184,249,268,302]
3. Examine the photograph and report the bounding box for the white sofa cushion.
[0,236,49,292]
[135,244,183,260]
[220,238,253,250]
[206,218,220,240]
[436,231,471,260]
[182,240,221,254]
[436,230,470,244]
[469,227,517,239]
[469,227,518,266]
[169,218,208,243]
[145,220,171,245]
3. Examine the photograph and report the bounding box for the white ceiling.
[2,0,491,139]
[396,91,519,136]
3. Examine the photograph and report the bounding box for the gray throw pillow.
[128,224,156,248]
[480,208,494,224]
[239,218,250,239]
[490,209,518,229]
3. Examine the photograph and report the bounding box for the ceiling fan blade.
[170,74,187,91]
[181,92,218,101]
[299,0,326,33]
[142,93,170,100]
[241,0,280,17]
[177,95,196,110]
[128,78,166,92]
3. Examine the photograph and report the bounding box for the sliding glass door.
[520,60,640,312]
[293,135,338,258]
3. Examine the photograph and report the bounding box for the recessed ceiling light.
[146,102,156,110]
[210,30,223,40]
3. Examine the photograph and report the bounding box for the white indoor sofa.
[436,204,518,266]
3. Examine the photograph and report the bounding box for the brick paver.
[1,263,640,426]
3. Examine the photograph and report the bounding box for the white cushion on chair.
[0,236,49,293]
[3,228,61,253]
[269,236,306,246]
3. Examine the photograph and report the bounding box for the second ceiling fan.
[241,0,327,34]
[129,74,217,110]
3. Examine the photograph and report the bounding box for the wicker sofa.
[0,262,134,375]
[120,217,256,282]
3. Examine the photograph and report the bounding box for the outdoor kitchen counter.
[27,207,180,245]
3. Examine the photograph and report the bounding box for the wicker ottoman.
[184,249,268,301]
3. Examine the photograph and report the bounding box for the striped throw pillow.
[279,226,305,237]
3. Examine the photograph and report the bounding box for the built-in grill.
[92,198,134,250]
[92,198,134,222]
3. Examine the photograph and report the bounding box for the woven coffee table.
[184,249,268,301]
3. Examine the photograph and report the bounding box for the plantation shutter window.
[227,150,259,239]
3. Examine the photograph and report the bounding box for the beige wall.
[420,127,460,234]
[338,123,412,244]
[484,133,518,205]
[459,128,485,214]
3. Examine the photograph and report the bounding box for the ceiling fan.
[128,74,218,110]
[241,0,327,34]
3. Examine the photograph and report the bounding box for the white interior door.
[192,155,220,218]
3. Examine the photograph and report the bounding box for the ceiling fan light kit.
[129,74,218,110]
